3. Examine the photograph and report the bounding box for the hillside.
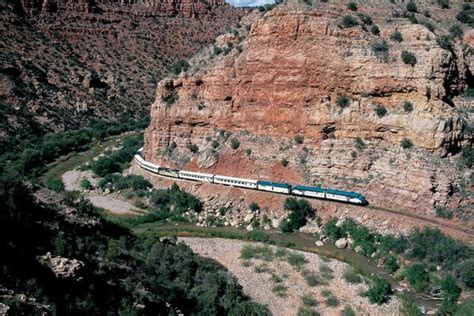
[0,0,244,140]
[143,0,473,228]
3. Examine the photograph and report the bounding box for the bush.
[365,277,392,305]
[172,59,190,75]
[162,90,179,106]
[406,2,417,12]
[46,177,64,192]
[323,218,343,241]
[371,25,380,35]
[401,51,417,66]
[405,264,429,293]
[400,138,413,149]
[297,306,318,316]
[435,206,454,219]
[301,294,318,306]
[437,0,450,9]
[389,31,403,42]
[355,137,366,150]
[280,198,314,233]
[408,13,418,24]
[341,15,359,28]
[80,178,92,190]
[303,272,320,287]
[230,137,240,150]
[187,143,199,153]
[403,101,413,112]
[321,290,339,307]
[294,134,304,144]
[455,298,474,316]
[336,95,351,108]
[384,256,399,273]
[460,147,474,168]
[374,105,387,117]
[370,39,389,55]
[342,306,356,316]
[358,13,373,25]
[343,269,363,284]
[455,258,474,288]
[346,2,357,11]
[271,284,288,297]
[287,252,307,269]
[436,35,453,50]
[281,158,289,167]
[419,20,434,32]
[456,9,473,26]
[245,148,252,155]
[150,183,202,214]
[249,202,260,212]
[438,275,461,315]
[91,157,119,177]
[449,24,464,38]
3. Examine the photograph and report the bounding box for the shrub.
[323,218,343,241]
[389,31,403,42]
[374,105,387,117]
[213,46,222,55]
[162,90,179,106]
[80,178,92,190]
[245,148,252,155]
[321,290,339,307]
[249,202,260,212]
[355,137,366,151]
[455,299,474,316]
[46,177,64,192]
[172,59,190,75]
[346,2,357,11]
[455,258,474,288]
[343,269,363,284]
[211,140,219,149]
[408,13,418,24]
[336,95,351,108]
[419,20,434,32]
[403,101,413,112]
[341,15,359,28]
[406,2,417,12]
[271,284,288,297]
[437,0,450,9]
[365,277,392,305]
[423,9,430,17]
[187,143,199,153]
[435,206,454,219]
[405,264,429,293]
[301,294,318,306]
[342,306,356,316]
[436,35,453,50]
[358,13,373,25]
[230,137,240,150]
[297,306,318,316]
[370,39,389,55]
[456,9,473,26]
[460,147,474,168]
[294,134,304,144]
[371,25,380,35]
[281,158,289,167]
[438,276,461,315]
[401,51,417,66]
[280,198,313,233]
[400,138,413,149]
[287,252,307,269]
[91,157,119,177]
[384,256,399,273]
[449,24,464,38]
[303,272,321,287]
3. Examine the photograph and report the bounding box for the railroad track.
[134,161,474,239]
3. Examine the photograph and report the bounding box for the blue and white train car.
[292,185,325,199]
[213,175,258,189]
[178,170,214,183]
[325,189,367,205]
[257,180,291,194]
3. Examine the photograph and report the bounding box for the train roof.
[257,180,290,188]
[214,175,258,183]
[293,185,325,192]
[326,189,365,199]
[178,170,215,177]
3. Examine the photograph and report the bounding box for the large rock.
[335,238,348,249]
[38,252,84,278]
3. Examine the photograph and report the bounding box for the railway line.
[134,152,474,239]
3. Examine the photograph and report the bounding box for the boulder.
[335,238,347,249]
[244,213,254,222]
[315,240,324,247]
[354,245,363,254]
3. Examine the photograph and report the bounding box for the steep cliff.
[144,0,473,222]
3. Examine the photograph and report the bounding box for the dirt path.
[180,237,402,316]
[62,169,144,215]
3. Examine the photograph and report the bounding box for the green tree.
[346,2,357,11]
[449,24,464,38]
[341,15,359,28]
[384,256,399,273]
[438,276,461,315]
[390,31,403,42]
[401,51,417,66]
[401,138,413,149]
[371,25,380,35]
[230,138,240,150]
[280,198,314,233]
[374,105,387,117]
[365,277,392,305]
[406,2,417,12]
[405,264,429,293]
[336,95,351,108]
[403,101,413,112]
[80,178,92,190]
[249,202,260,212]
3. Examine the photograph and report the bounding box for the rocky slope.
[144,0,473,224]
[0,0,243,138]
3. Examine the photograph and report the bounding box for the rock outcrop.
[144,1,473,220]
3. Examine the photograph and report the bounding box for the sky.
[226,0,275,8]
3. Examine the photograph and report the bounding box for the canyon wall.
[144,1,473,221]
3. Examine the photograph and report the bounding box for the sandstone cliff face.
[145,0,473,220]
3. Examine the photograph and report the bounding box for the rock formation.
[144,0,473,220]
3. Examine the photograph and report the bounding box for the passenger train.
[134,149,368,205]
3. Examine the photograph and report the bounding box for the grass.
[254,263,271,274]
[301,294,318,307]
[287,252,307,269]
[343,268,363,284]
[240,245,274,261]
[272,284,288,297]
[303,272,322,287]
[321,290,339,307]
[271,274,284,283]
[319,264,334,280]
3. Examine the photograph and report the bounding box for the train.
[134,149,368,205]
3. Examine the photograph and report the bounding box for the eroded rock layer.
[145,0,473,220]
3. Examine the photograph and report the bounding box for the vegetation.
[90,134,143,177]
[355,137,366,151]
[301,294,318,307]
[346,2,357,11]
[230,137,240,150]
[343,268,363,284]
[449,24,464,38]
[371,25,380,36]
[321,290,339,307]
[389,31,403,42]
[297,306,318,316]
[460,147,474,168]
[456,5,473,26]
[287,252,307,269]
[336,95,351,108]
[162,90,179,106]
[438,275,461,315]
[357,13,373,25]
[187,142,199,153]
[436,35,453,50]
[435,206,454,219]
[384,256,399,273]
[341,15,359,28]
[280,198,314,233]
[271,284,288,297]
[406,2,417,13]
[281,158,289,167]
[294,134,304,144]
[370,39,389,55]
[403,101,413,112]
[80,178,92,190]
[404,264,429,293]
[365,277,392,305]
[401,51,417,66]
[400,138,413,149]
[172,59,190,75]
[341,306,356,316]
[249,202,261,212]
[46,177,64,192]
[374,105,387,117]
